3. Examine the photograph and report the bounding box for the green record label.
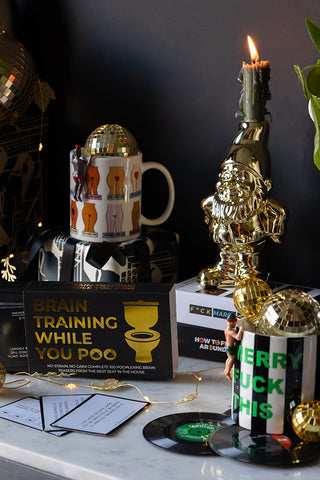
[175,422,219,442]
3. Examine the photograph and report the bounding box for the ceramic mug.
[232,330,320,434]
[70,150,175,243]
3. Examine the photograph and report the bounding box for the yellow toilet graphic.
[123,301,161,363]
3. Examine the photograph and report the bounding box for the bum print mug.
[70,124,175,243]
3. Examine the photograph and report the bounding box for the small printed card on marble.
[40,394,92,434]
[0,397,69,436]
[0,397,43,431]
[51,393,149,435]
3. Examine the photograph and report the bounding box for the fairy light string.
[36,75,45,152]
[3,379,31,389]
[7,366,223,405]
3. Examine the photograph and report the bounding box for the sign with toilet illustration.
[123,301,161,363]
[23,282,178,379]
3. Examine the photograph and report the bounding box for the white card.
[40,394,92,433]
[0,397,43,431]
[51,394,149,435]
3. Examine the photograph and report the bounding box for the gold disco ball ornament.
[84,124,139,157]
[0,362,5,390]
[292,400,320,442]
[0,30,36,126]
[233,275,272,322]
[259,288,320,337]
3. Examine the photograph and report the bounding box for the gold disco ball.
[233,275,272,322]
[0,30,36,126]
[292,400,320,442]
[0,362,5,390]
[84,124,139,157]
[259,289,320,337]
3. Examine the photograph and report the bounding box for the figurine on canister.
[224,312,244,380]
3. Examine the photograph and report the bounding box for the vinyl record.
[143,412,235,455]
[209,425,320,466]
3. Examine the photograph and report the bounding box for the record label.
[143,412,234,455]
[175,423,219,442]
[271,434,292,449]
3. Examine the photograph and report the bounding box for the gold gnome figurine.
[198,121,287,289]
[198,37,288,289]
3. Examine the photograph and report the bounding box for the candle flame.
[247,35,259,63]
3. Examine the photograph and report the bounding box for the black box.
[0,283,28,372]
[177,324,226,362]
[38,228,179,283]
[23,281,178,379]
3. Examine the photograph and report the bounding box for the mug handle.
[140,162,175,226]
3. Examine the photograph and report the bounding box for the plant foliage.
[294,18,320,170]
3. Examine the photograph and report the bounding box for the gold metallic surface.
[233,275,272,321]
[84,124,139,157]
[0,362,5,390]
[0,30,36,126]
[259,289,320,337]
[198,121,287,289]
[286,387,302,424]
[123,301,160,363]
[292,400,320,442]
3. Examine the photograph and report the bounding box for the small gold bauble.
[84,124,139,157]
[292,400,320,442]
[233,275,272,321]
[0,31,36,126]
[286,387,302,424]
[0,362,6,390]
[259,288,320,337]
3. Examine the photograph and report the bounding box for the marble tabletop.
[0,356,319,480]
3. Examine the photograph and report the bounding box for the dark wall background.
[7,0,320,287]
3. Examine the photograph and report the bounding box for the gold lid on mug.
[84,124,139,157]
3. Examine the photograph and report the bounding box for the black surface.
[8,0,320,288]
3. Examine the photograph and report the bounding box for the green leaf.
[307,66,320,96]
[309,94,320,170]
[306,18,320,55]
[294,64,310,98]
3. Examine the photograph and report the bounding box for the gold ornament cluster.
[233,275,320,337]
